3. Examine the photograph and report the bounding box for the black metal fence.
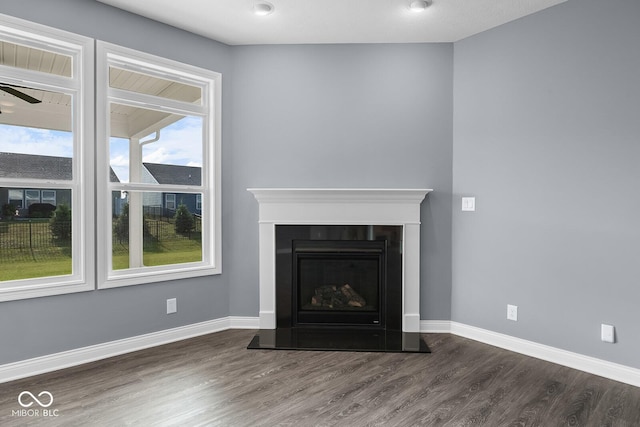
[0,217,202,262]
[112,217,202,247]
[0,220,71,262]
[145,218,202,241]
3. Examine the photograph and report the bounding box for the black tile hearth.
[247,328,430,353]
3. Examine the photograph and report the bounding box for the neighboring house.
[0,152,122,217]
[0,152,200,219]
[142,162,202,218]
[0,152,72,217]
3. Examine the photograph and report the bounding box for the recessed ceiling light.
[409,0,431,12]
[254,2,274,16]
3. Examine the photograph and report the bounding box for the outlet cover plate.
[507,304,518,321]
[601,324,615,343]
[167,298,177,314]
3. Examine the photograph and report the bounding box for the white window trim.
[0,14,94,302]
[165,193,176,211]
[96,41,221,289]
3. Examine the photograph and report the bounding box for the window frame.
[8,189,24,208]
[0,14,94,302]
[165,193,176,211]
[96,41,222,289]
[25,189,40,207]
[42,190,57,205]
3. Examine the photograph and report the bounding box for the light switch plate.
[462,197,476,211]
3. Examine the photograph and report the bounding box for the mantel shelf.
[248,188,432,204]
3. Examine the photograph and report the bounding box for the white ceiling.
[97,0,567,45]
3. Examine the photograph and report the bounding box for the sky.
[110,115,203,183]
[0,116,203,183]
[0,124,73,158]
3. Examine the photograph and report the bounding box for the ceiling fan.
[0,83,42,104]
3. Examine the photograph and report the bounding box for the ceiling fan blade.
[0,85,42,104]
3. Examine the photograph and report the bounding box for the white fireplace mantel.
[247,188,432,332]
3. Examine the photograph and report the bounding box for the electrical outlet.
[507,304,518,321]
[601,324,615,343]
[166,298,177,314]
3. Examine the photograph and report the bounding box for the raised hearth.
[247,328,431,353]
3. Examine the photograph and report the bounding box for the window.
[7,189,23,208]
[0,14,94,301]
[196,194,202,211]
[165,193,176,211]
[97,42,221,288]
[25,189,40,207]
[42,190,57,205]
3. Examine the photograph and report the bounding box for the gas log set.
[308,283,368,309]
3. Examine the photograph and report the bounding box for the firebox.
[274,225,403,331]
[293,240,386,328]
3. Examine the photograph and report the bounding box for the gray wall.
[452,0,640,368]
[0,0,232,364]
[0,1,454,364]
[4,0,637,373]
[229,44,454,321]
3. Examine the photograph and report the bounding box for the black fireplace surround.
[248,225,430,353]
[278,225,401,330]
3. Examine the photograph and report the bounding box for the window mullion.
[107,87,206,116]
[0,65,79,90]
[110,183,204,193]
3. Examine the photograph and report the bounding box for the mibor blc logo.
[19,391,53,408]
[12,391,59,418]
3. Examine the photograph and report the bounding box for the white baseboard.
[229,316,260,329]
[420,320,452,333]
[420,320,640,388]
[3,318,638,388]
[0,317,257,384]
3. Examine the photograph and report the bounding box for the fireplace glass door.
[293,240,386,327]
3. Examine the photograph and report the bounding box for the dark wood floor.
[1,330,639,426]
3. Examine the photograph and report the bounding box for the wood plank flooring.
[1,330,639,426]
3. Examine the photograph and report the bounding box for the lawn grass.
[112,240,202,270]
[0,220,73,281]
[0,258,72,281]
[0,218,202,281]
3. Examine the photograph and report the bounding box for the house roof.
[0,152,72,180]
[143,162,201,186]
[0,152,120,182]
[0,152,200,186]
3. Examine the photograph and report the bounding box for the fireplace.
[247,188,432,352]
[276,225,403,330]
